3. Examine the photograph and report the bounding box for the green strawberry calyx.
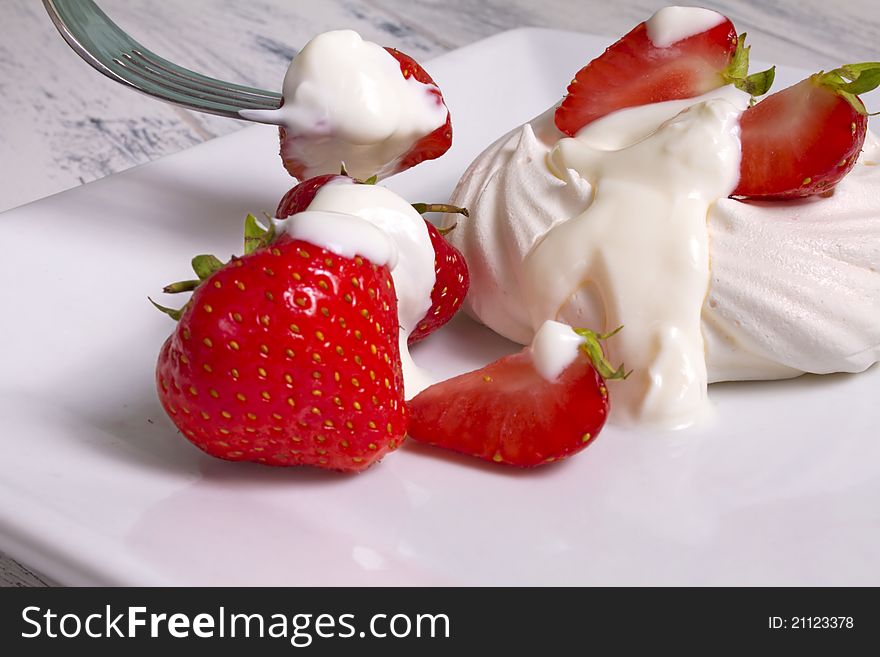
[813,62,880,115]
[339,163,378,185]
[572,326,630,381]
[411,203,469,217]
[344,161,472,232]
[149,252,226,321]
[243,212,276,254]
[721,33,776,98]
[412,203,469,236]
[151,214,275,321]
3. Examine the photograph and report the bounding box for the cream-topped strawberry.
[276,174,469,346]
[554,7,773,136]
[241,30,451,181]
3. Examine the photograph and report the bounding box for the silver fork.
[43,0,282,120]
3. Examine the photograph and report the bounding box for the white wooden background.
[0,0,877,585]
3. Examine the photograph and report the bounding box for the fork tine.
[118,53,280,110]
[43,0,282,119]
[128,50,281,104]
[119,44,284,107]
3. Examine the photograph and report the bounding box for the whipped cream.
[645,7,725,48]
[241,30,448,180]
[529,320,584,381]
[274,210,398,268]
[293,182,437,398]
[450,95,880,426]
[528,89,748,426]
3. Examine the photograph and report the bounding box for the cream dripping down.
[448,8,880,427]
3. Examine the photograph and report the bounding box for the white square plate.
[1,28,878,586]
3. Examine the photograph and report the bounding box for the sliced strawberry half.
[407,323,626,467]
[555,16,741,136]
[734,63,880,199]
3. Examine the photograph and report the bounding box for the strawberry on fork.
[279,38,452,181]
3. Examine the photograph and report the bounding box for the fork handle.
[43,0,282,119]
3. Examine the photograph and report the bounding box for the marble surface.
[0,0,877,586]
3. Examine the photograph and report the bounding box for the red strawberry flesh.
[408,221,469,345]
[385,48,453,173]
[734,77,869,198]
[408,348,609,467]
[555,18,738,136]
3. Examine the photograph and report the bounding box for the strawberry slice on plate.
[734,63,880,199]
[554,11,740,136]
[408,321,626,467]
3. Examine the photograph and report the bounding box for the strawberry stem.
[411,203,469,217]
[723,33,750,82]
[163,279,200,294]
[149,297,185,321]
[722,33,775,98]
[572,327,629,381]
[153,215,263,318]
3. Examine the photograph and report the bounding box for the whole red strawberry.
[154,217,407,472]
[408,322,626,467]
[280,46,451,181]
[276,174,469,345]
[734,63,880,198]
